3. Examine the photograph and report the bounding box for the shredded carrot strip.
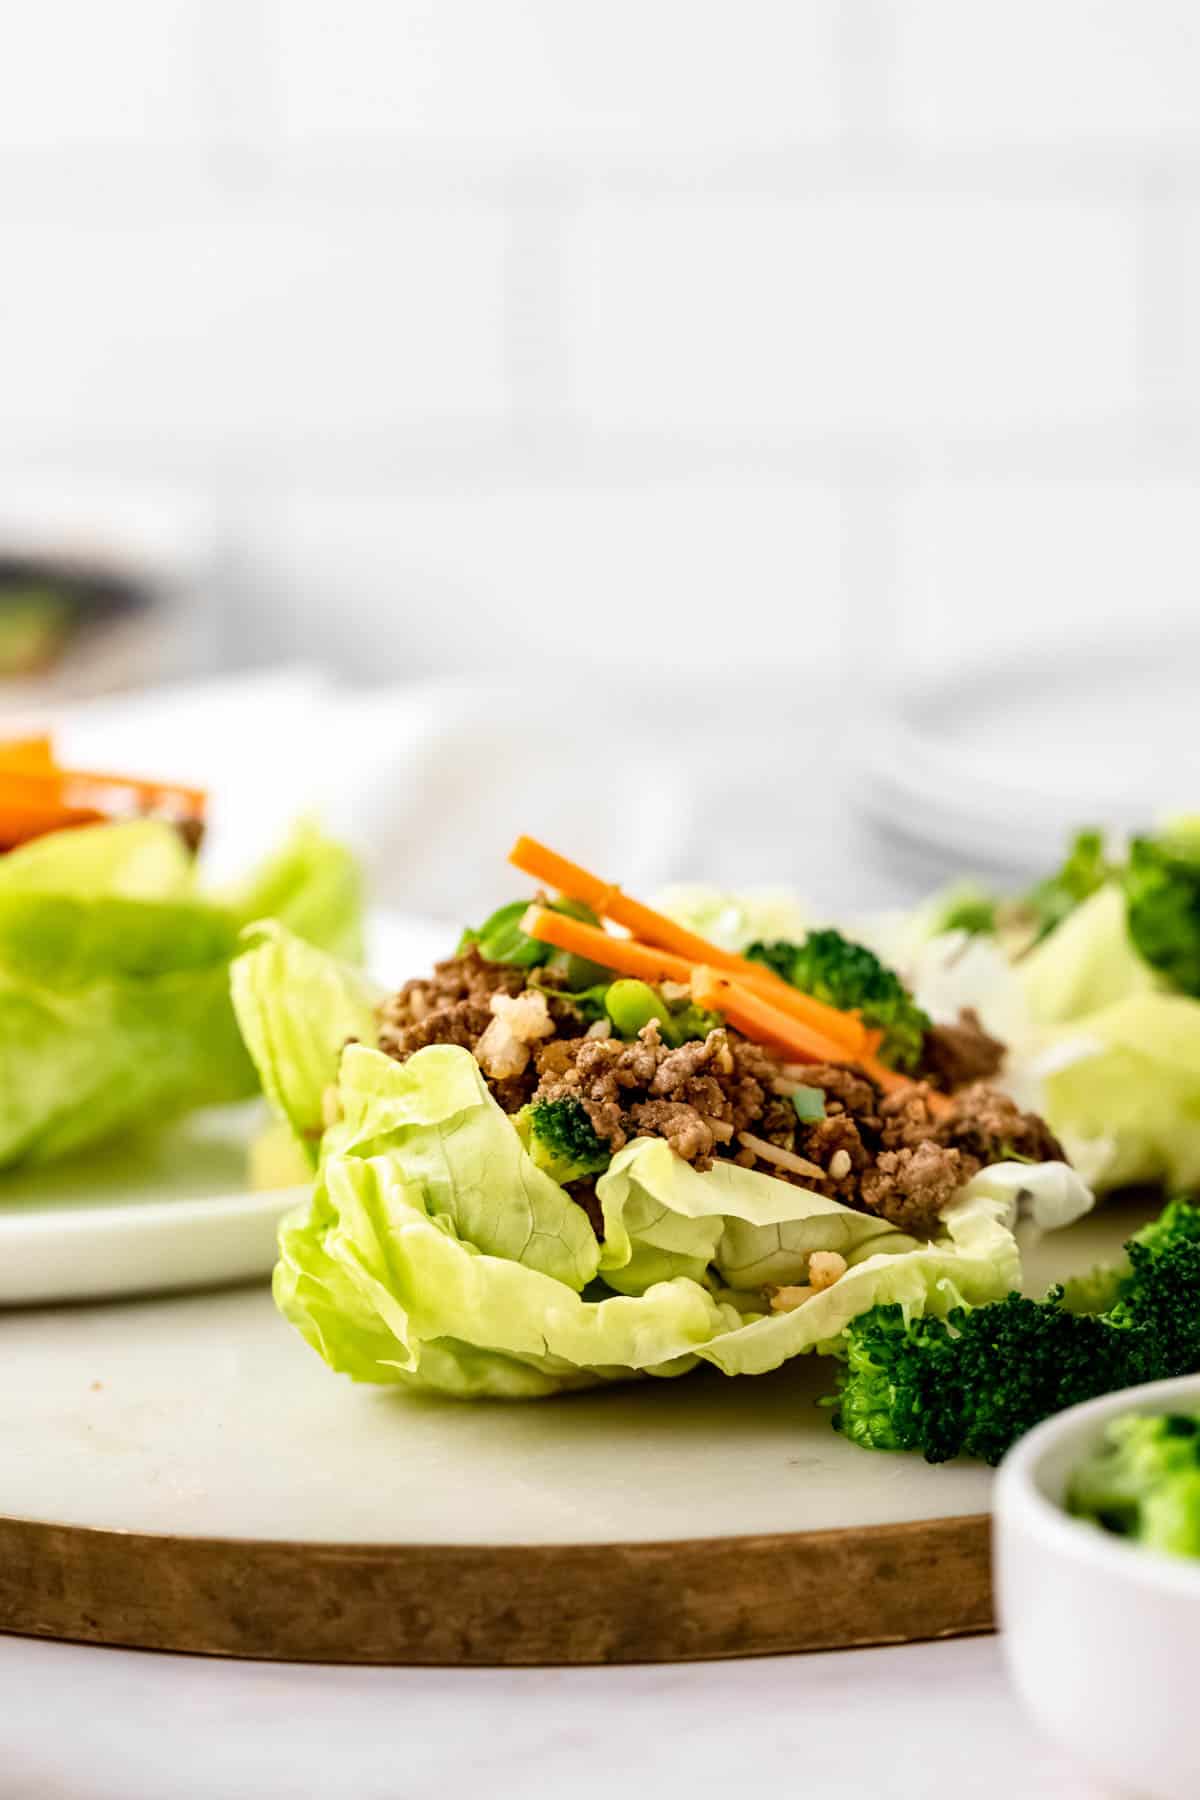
[688,968,853,1064]
[508,834,866,1051]
[717,962,867,1052]
[521,905,695,985]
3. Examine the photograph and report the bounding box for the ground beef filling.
[920,1007,1007,1089]
[376,952,1065,1239]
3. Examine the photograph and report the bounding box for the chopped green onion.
[792,1087,826,1123]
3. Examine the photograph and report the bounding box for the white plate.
[0,909,454,1307]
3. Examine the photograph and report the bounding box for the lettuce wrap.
[0,817,361,1171]
[234,925,1091,1399]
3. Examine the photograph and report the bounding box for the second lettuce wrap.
[0,817,361,1171]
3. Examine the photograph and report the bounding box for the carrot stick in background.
[0,736,56,770]
[509,834,866,1050]
[0,753,207,851]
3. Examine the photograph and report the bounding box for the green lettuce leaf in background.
[0,816,195,902]
[650,884,810,951]
[0,818,362,1172]
[222,816,364,962]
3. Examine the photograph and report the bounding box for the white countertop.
[0,1631,1113,1799]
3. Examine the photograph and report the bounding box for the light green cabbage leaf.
[223,817,364,961]
[597,1135,907,1295]
[1021,884,1155,1026]
[0,820,362,1172]
[1038,993,1200,1192]
[651,884,810,951]
[0,816,197,901]
[272,1040,1064,1399]
[231,921,380,1161]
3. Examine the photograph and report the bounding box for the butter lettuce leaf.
[0,817,195,901]
[598,1136,906,1295]
[1039,992,1200,1191]
[272,1040,1065,1399]
[1020,884,1155,1026]
[223,818,364,962]
[0,891,254,1166]
[0,821,362,1172]
[231,922,381,1161]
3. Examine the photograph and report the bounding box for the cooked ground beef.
[533,1025,764,1159]
[941,1080,1066,1167]
[921,1007,1007,1089]
[859,1142,969,1236]
[378,947,583,1111]
[376,949,1066,1243]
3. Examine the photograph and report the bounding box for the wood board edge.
[0,1511,993,1665]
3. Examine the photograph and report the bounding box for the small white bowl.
[995,1375,1200,1800]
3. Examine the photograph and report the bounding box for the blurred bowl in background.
[0,482,221,717]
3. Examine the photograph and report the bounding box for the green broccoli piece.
[522,1096,611,1185]
[832,1199,1200,1465]
[1124,830,1200,996]
[1021,827,1111,945]
[746,928,930,1073]
[1067,1412,1200,1558]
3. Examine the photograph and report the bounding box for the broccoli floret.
[1123,830,1200,996]
[1021,827,1111,945]
[1067,1412,1200,1558]
[522,1096,610,1184]
[746,929,930,1073]
[832,1199,1200,1465]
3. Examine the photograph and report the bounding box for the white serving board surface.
[1,1194,1153,1548]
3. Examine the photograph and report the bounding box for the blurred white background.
[2,3,1199,906]
[5,2,1199,681]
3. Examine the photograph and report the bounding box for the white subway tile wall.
[1,1,1197,682]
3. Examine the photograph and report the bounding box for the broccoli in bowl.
[1068,1408,1200,1561]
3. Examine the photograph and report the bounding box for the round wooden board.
[0,1511,992,1666]
[0,1195,1154,1665]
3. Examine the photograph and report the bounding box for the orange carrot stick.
[0,765,206,821]
[521,905,695,985]
[689,968,854,1064]
[510,833,770,974]
[716,962,867,1053]
[509,834,866,1051]
[0,735,56,770]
